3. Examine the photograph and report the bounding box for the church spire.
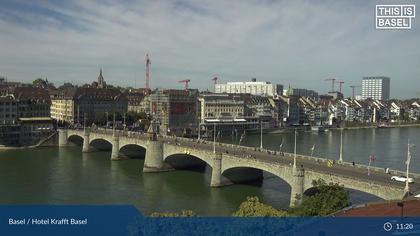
[97,67,106,88]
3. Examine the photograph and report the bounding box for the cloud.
[0,0,419,98]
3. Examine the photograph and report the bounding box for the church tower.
[97,67,106,88]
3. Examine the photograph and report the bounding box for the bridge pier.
[290,167,305,208]
[210,153,232,187]
[58,129,68,147]
[111,136,120,160]
[82,132,91,153]
[143,140,173,172]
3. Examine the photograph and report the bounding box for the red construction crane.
[212,77,218,85]
[145,54,151,95]
[325,77,336,92]
[338,81,345,93]
[179,79,191,91]
[350,85,361,99]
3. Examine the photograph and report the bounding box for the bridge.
[58,128,420,207]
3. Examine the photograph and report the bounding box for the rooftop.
[334,198,420,217]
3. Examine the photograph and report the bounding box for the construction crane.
[325,77,336,93]
[179,79,191,91]
[350,85,361,99]
[145,54,151,95]
[338,81,345,93]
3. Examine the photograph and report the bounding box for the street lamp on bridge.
[259,119,263,149]
[339,128,344,163]
[83,112,87,134]
[113,112,116,137]
[293,129,297,168]
[213,122,216,153]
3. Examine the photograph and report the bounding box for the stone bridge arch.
[89,135,113,146]
[220,159,295,188]
[117,137,147,159]
[118,144,147,159]
[217,155,304,207]
[303,171,404,200]
[67,134,84,145]
[163,143,214,167]
[118,137,148,151]
[162,143,215,172]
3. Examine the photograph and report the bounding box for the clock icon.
[384,222,393,232]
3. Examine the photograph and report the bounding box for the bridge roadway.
[59,128,420,207]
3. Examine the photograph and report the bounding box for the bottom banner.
[0,206,419,236]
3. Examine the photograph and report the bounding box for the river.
[0,127,418,216]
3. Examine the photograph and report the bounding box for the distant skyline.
[0,0,419,98]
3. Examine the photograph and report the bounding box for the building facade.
[0,87,53,146]
[215,79,283,97]
[126,89,150,114]
[362,76,390,100]
[0,96,17,125]
[11,87,51,118]
[149,89,198,136]
[51,87,128,125]
[284,87,319,100]
[198,93,246,123]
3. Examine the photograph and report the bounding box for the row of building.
[0,72,417,145]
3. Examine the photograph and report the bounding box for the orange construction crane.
[350,85,361,99]
[179,79,191,91]
[338,81,345,93]
[325,77,336,92]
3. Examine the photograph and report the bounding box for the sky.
[0,0,419,98]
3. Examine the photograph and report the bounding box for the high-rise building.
[215,78,283,97]
[362,76,390,100]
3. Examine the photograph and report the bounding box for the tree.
[232,196,288,217]
[289,179,350,216]
[33,78,47,88]
[94,112,108,125]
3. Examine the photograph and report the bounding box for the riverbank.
[329,123,420,130]
[0,145,38,150]
[0,132,57,151]
[0,144,57,151]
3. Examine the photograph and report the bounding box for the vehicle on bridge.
[391,175,414,183]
